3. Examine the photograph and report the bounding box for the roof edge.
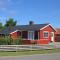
[10,30,20,34]
[40,24,56,31]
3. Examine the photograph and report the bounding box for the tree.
[5,18,17,27]
[0,23,4,31]
[0,23,3,28]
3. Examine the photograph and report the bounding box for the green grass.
[0,49,60,56]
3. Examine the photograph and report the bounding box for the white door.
[51,32,54,42]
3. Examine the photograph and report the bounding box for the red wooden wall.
[38,25,55,44]
[55,34,60,42]
[10,31,21,39]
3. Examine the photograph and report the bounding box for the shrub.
[12,36,23,45]
[0,36,23,45]
[0,36,12,45]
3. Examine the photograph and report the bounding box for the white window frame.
[28,31,34,40]
[43,31,49,38]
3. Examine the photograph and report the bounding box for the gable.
[40,24,56,32]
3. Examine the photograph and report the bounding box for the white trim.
[20,31,22,37]
[40,24,56,31]
[43,31,49,38]
[10,30,20,34]
[38,32,39,40]
[50,32,54,42]
[10,30,28,34]
[28,31,34,40]
[49,24,56,31]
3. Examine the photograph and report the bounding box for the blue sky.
[0,0,60,28]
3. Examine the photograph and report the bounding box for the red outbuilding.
[55,28,60,42]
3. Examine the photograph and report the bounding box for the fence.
[0,45,54,51]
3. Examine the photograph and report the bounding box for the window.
[28,31,34,40]
[34,31,39,40]
[44,31,49,38]
[17,31,21,36]
[22,31,27,39]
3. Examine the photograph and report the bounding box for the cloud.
[0,0,12,10]
[0,0,7,11]
[7,0,11,2]
[9,10,17,16]
[0,0,24,10]
[0,0,14,11]
[0,0,24,17]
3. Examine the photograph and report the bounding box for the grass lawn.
[0,48,60,56]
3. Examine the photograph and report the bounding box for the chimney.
[29,21,34,25]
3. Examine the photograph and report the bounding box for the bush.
[0,36,12,45]
[12,37,23,45]
[0,36,23,45]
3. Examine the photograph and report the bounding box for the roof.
[0,23,55,35]
[55,28,60,34]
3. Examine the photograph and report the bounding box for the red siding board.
[39,25,55,44]
[55,35,60,42]
[22,40,31,44]
[11,31,21,39]
[37,40,49,44]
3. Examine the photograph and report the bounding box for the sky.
[0,0,60,28]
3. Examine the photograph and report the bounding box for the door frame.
[51,32,54,42]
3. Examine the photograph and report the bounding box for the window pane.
[44,32,48,38]
[34,31,38,40]
[28,31,34,40]
[22,31,27,39]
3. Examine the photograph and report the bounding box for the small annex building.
[55,28,60,42]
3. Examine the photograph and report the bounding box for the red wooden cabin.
[1,22,56,44]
